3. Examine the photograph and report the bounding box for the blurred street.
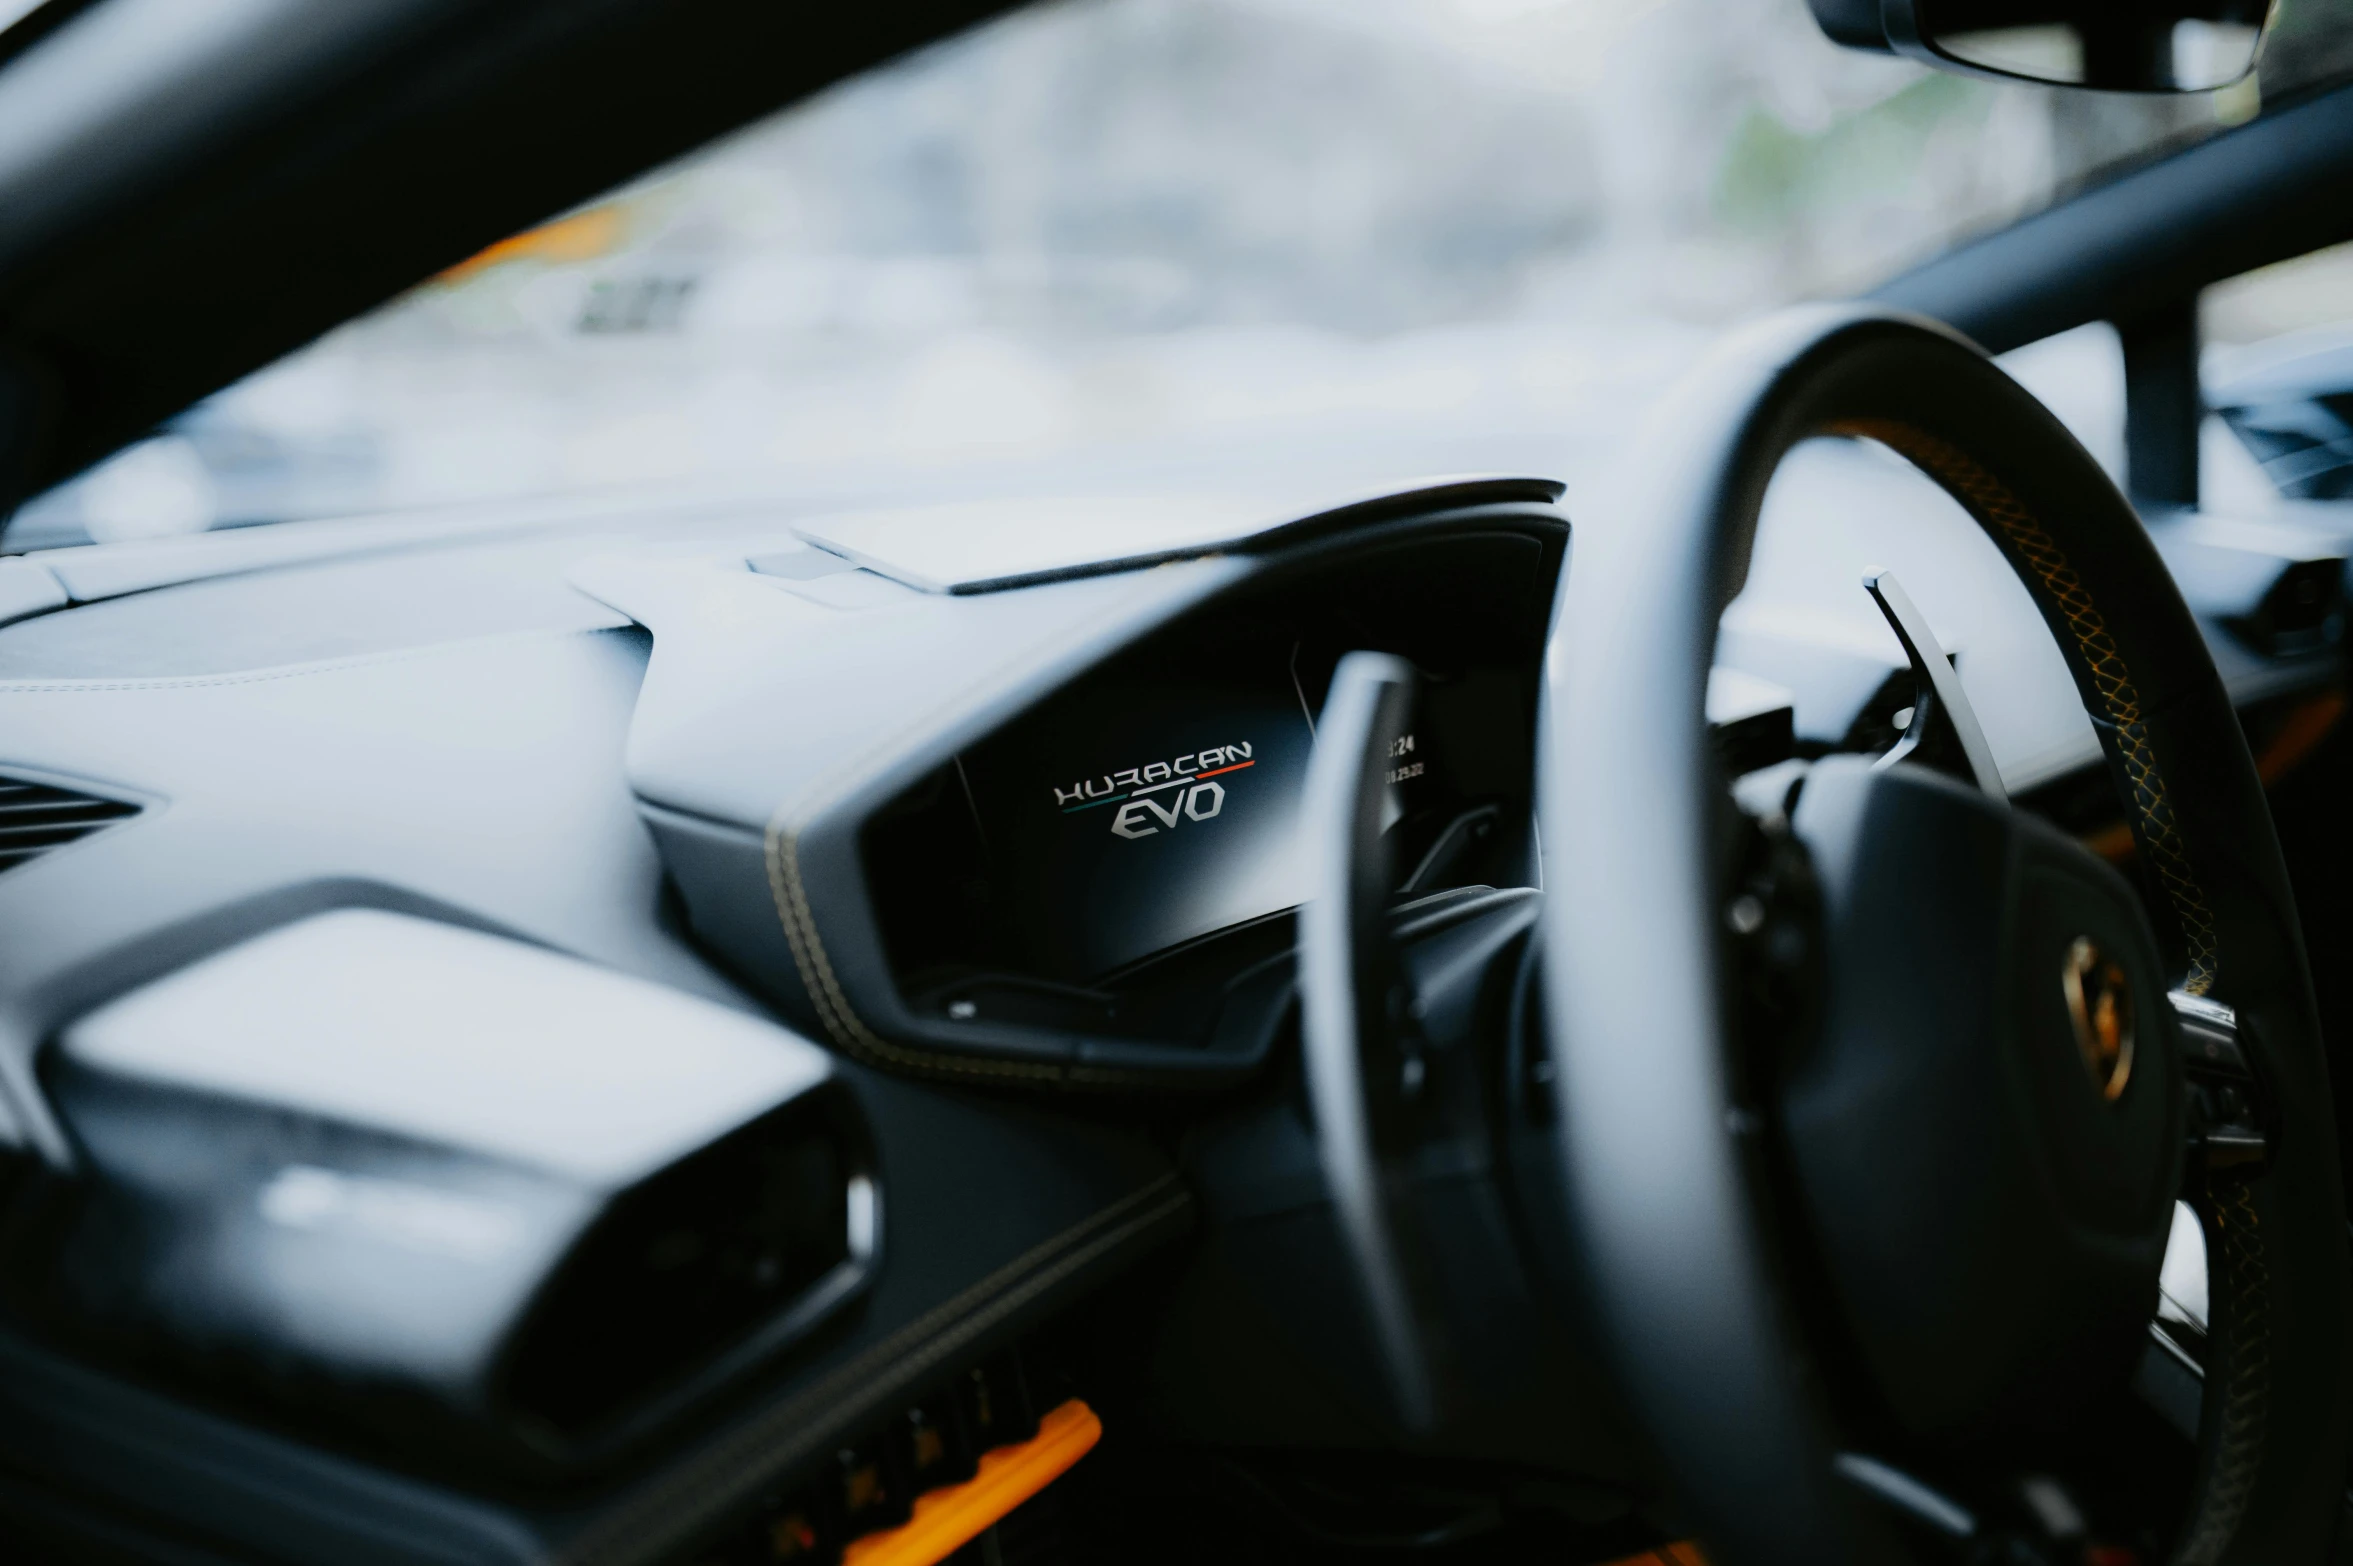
[13,0,2345,548]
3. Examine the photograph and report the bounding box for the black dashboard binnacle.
[614,479,1570,1091]
[954,637,1316,985]
[857,526,1558,1076]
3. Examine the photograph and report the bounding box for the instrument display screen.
[954,631,1320,982]
[861,530,1551,1011]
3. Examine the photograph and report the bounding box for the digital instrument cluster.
[957,629,1317,983]
[862,527,1561,1060]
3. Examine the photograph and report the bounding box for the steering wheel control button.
[2170,990,2246,1071]
[2062,936,2137,1102]
[2169,992,2270,1170]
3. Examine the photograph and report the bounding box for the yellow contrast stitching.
[2175,1177,2269,1566]
[760,581,1205,1088]
[763,817,1060,1084]
[765,789,1072,1085]
[1829,418,2220,996]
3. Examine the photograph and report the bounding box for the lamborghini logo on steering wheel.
[2061,936,2135,1103]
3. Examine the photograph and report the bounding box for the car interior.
[2,1,2353,1563]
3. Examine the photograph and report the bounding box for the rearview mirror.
[1808,0,2274,91]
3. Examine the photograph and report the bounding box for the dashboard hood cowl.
[566,477,1569,1086]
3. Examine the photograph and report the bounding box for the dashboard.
[0,475,1578,1565]
[592,478,1568,1091]
[0,465,2334,1565]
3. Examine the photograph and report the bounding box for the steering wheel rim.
[1538,305,2352,1562]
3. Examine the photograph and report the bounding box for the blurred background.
[13,0,2353,549]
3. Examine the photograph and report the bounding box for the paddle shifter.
[1297,651,1439,1432]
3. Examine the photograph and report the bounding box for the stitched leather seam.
[764,814,1060,1084]
[760,583,1199,1087]
[2177,1177,2269,1566]
[1827,418,2221,996]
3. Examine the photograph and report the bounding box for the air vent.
[0,778,138,873]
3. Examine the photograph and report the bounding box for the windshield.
[11,0,2351,549]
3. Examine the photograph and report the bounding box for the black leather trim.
[1870,82,2353,354]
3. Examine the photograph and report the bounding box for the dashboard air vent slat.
[0,779,137,872]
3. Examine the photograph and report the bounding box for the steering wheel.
[1306,307,2352,1562]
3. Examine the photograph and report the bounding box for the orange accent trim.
[2082,820,2139,864]
[1602,1544,1708,1566]
[2255,690,2345,784]
[434,205,626,284]
[2078,688,2345,863]
[840,1399,1102,1566]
